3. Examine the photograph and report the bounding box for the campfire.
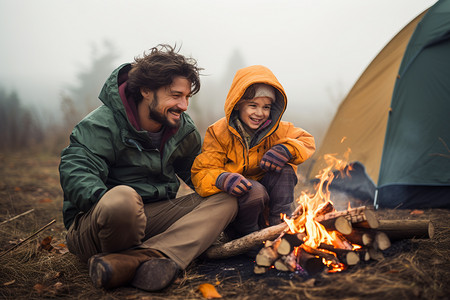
[254,151,380,275]
[204,151,434,277]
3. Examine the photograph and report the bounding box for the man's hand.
[215,172,252,197]
[260,144,292,172]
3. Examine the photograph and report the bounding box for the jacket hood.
[224,65,287,138]
[98,63,135,130]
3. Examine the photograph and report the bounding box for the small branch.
[0,219,56,258]
[0,209,35,226]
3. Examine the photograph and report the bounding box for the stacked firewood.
[253,205,434,275]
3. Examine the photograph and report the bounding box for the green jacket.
[59,63,202,229]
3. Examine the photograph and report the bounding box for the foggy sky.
[0,0,437,142]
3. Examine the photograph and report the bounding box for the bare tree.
[0,88,44,151]
[62,40,119,127]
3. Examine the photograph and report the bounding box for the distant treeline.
[0,88,46,152]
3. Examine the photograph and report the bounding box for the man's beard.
[148,93,182,129]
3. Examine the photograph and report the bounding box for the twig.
[0,219,56,258]
[0,209,35,226]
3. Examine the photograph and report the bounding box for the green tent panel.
[307,0,450,209]
[377,0,450,208]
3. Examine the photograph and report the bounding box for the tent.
[306,0,450,209]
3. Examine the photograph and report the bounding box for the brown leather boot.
[88,248,164,289]
[131,257,179,291]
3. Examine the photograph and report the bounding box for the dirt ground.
[0,152,449,300]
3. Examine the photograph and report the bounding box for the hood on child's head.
[224,65,287,124]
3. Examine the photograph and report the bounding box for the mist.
[0,0,437,150]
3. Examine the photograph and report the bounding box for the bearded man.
[59,44,237,291]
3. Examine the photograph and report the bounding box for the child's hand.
[215,172,252,197]
[260,144,292,172]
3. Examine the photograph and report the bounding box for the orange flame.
[284,148,355,272]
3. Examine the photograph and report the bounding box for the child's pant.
[227,165,298,237]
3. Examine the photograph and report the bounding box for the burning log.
[315,201,335,216]
[298,248,326,275]
[377,219,434,240]
[318,243,360,266]
[331,231,353,250]
[277,232,306,256]
[315,206,379,229]
[301,244,340,266]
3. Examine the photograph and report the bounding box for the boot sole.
[131,258,179,291]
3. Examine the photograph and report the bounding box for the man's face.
[140,76,191,131]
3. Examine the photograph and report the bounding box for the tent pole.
[373,189,379,210]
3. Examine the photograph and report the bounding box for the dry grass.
[0,152,449,299]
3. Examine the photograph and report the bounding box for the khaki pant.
[66,185,238,269]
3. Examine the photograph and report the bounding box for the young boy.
[191,65,315,239]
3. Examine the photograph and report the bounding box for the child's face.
[236,97,272,130]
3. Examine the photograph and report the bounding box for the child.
[191,65,315,239]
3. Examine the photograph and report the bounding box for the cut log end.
[335,216,353,235]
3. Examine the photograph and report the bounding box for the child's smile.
[237,97,272,130]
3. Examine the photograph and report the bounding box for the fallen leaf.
[410,210,424,215]
[53,244,69,255]
[388,269,400,273]
[198,283,222,299]
[39,236,54,252]
[44,271,61,281]
[14,187,21,192]
[39,197,52,203]
[33,283,45,295]
[3,280,15,286]
[52,282,64,294]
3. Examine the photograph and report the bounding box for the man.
[59,44,238,292]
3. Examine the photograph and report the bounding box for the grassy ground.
[0,152,449,300]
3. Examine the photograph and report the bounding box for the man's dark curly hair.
[126,44,202,104]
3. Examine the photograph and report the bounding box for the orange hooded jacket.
[191,65,316,197]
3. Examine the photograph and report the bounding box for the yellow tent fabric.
[307,10,428,185]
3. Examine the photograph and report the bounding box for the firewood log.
[274,259,290,271]
[344,228,373,246]
[357,249,370,262]
[301,244,340,266]
[331,231,354,250]
[318,243,360,266]
[253,265,269,274]
[298,248,325,276]
[315,206,379,229]
[277,232,306,256]
[204,222,288,259]
[315,201,335,216]
[368,247,384,261]
[373,231,391,251]
[350,209,379,229]
[274,251,297,272]
[255,239,281,267]
[282,251,298,271]
[318,216,353,235]
[377,219,434,240]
